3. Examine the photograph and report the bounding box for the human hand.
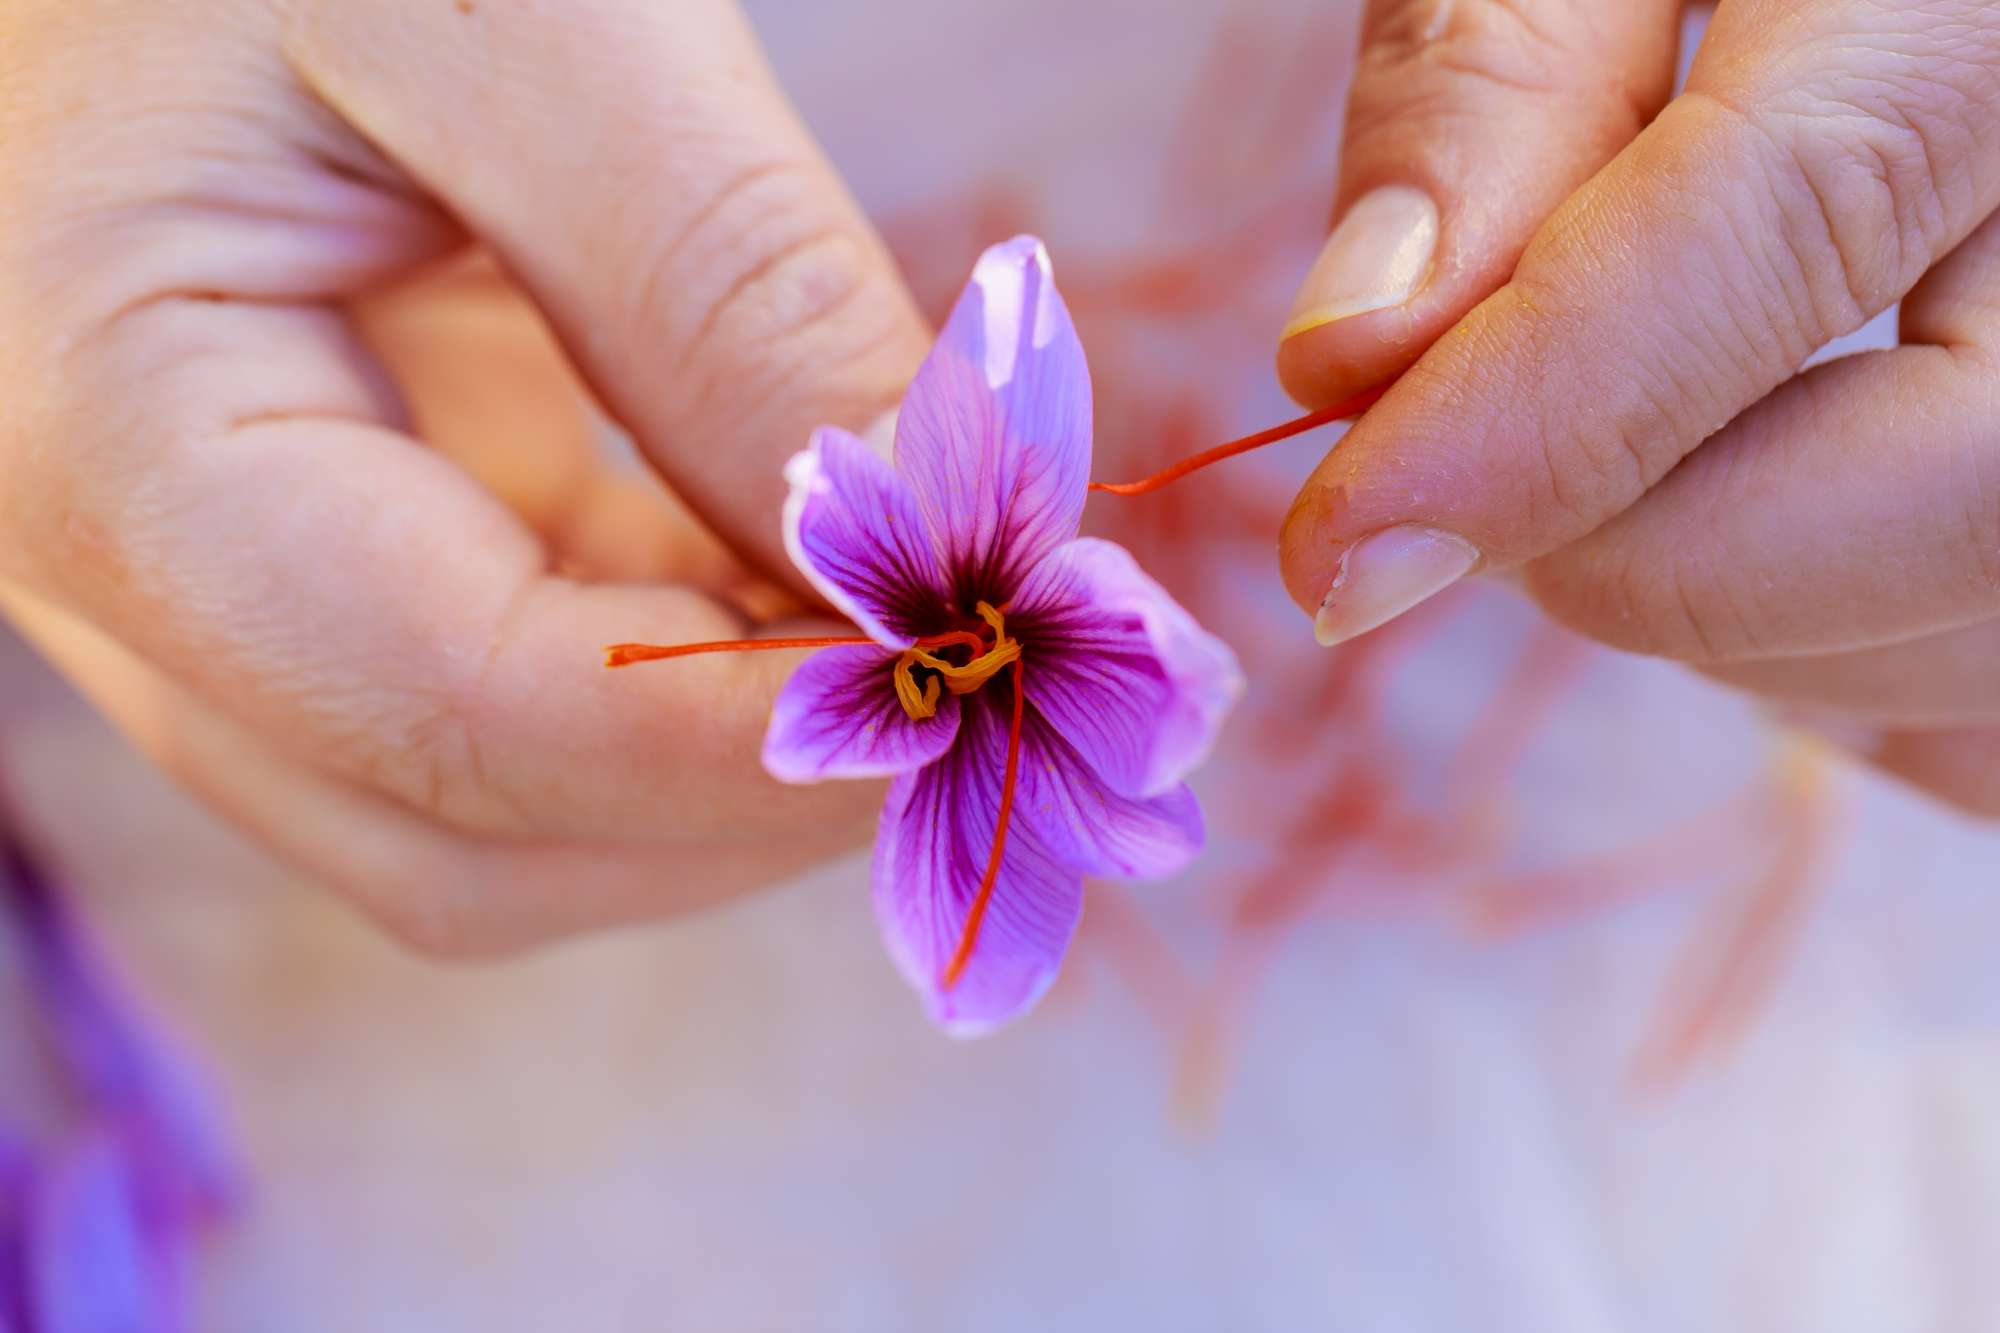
[1275,0,2000,816]
[0,0,934,949]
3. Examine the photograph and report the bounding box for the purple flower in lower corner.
[761,236,1242,1034]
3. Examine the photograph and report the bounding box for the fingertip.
[1276,477,1342,618]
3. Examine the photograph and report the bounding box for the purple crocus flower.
[1,788,239,1332]
[758,236,1242,1032]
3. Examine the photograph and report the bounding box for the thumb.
[1277,0,1682,406]
[292,0,930,588]
[1280,0,2000,644]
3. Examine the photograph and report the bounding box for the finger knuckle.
[1357,0,1659,126]
[1706,55,1965,336]
[1473,275,1682,543]
[634,161,885,377]
[1365,0,1562,80]
[694,219,866,351]
[1781,115,1942,326]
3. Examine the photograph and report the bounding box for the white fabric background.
[4,2,1998,1329]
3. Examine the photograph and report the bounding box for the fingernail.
[1314,525,1478,646]
[1281,186,1439,340]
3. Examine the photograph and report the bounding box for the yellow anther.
[893,657,943,720]
[889,603,1020,721]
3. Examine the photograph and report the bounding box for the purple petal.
[894,236,1091,599]
[25,1130,167,1333]
[1013,537,1244,798]
[762,645,961,782]
[0,1127,29,1333]
[2,826,240,1220]
[782,426,949,647]
[1014,710,1204,879]
[871,697,1081,1036]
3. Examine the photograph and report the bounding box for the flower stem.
[942,657,1026,991]
[604,635,872,668]
[1086,385,1389,497]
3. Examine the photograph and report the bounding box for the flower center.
[892,602,1019,721]
[600,602,1027,996]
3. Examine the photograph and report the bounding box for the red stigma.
[1087,385,1388,497]
[603,635,875,668]
[942,656,1026,992]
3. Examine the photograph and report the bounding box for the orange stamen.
[603,635,871,668]
[892,606,1020,721]
[1086,385,1389,496]
[941,656,1026,990]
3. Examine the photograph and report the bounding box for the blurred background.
[6,1,2000,1329]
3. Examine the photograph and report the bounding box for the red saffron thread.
[942,656,1026,990]
[606,629,1006,669]
[1086,385,1388,496]
[604,635,874,668]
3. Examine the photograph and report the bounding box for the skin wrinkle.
[275,27,448,207]
[1479,0,1579,60]
[684,231,876,415]
[1500,272,1662,529]
[1656,551,1728,665]
[677,265,889,454]
[460,575,549,830]
[1648,118,1819,411]
[1361,0,1666,135]
[1418,45,1559,100]
[639,158,813,312]
[1788,118,1902,326]
[1682,91,1863,353]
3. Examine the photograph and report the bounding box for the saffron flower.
[777,236,1243,1031]
[615,237,1243,1033]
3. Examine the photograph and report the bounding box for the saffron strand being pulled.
[942,657,1027,991]
[604,635,872,668]
[1087,384,1390,497]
